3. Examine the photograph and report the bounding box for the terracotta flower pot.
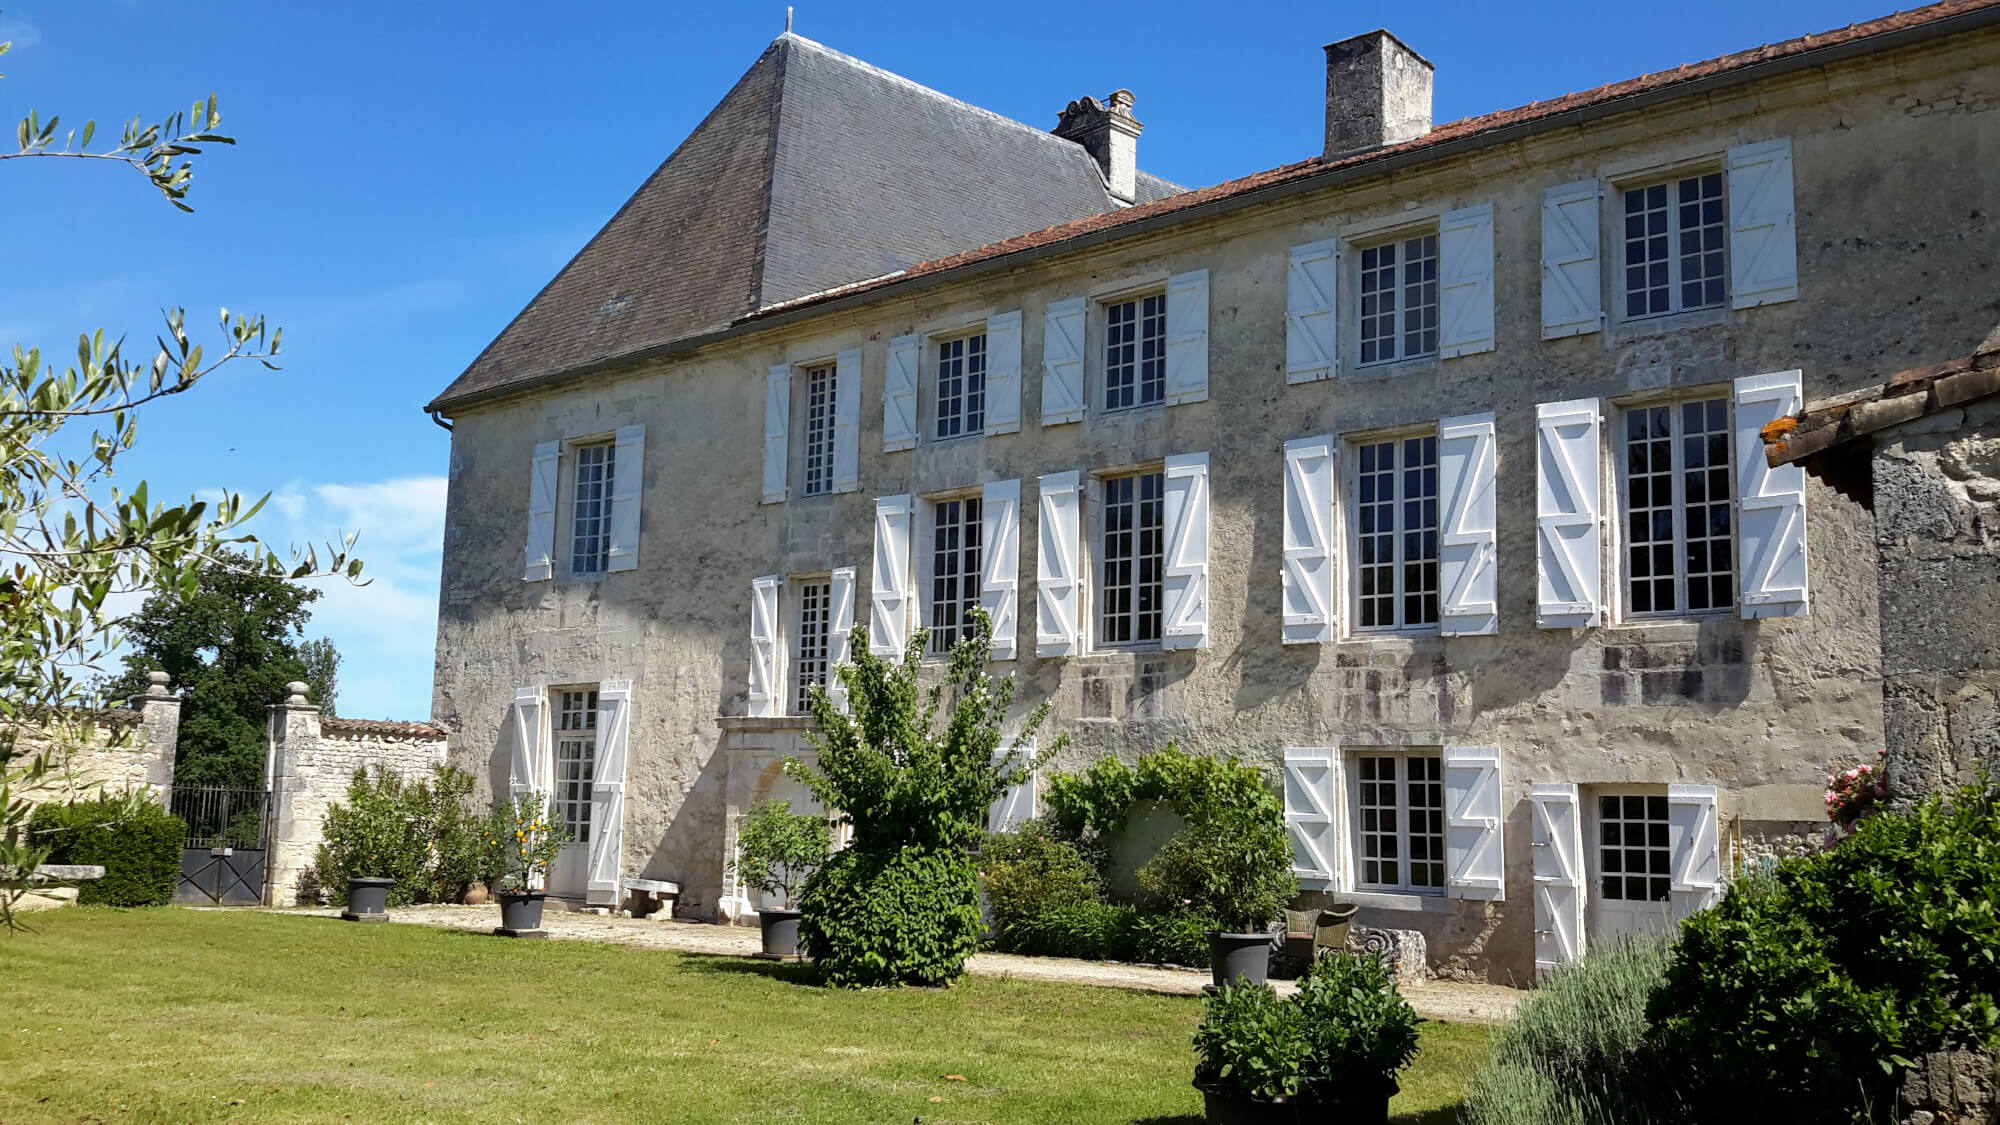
[462,881,491,906]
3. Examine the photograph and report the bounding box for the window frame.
[1613,163,1729,323]
[789,573,834,716]
[1348,749,1448,896]
[1588,786,1674,906]
[1352,227,1441,369]
[552,687,599,844]
[1344,425,1442,636]
[930,329,989,443]
[565,440,616,576]
[1097,289,1168,414]
[1087,465,1166,652]
[918,490,985,657]
[797,361,838,498]
[1612,392,1739,623]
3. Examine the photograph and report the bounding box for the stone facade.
[265,683,449,905]
[428,17,2000,981]
[1901,1049,2000,1125]
[19,672,181,808]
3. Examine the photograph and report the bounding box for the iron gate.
[168,786,270,906]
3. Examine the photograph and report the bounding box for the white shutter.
[985,311,1023,435]
[1529,782,1586,978]
[1667,784,1722,913]
[1282,436,1336,644]
[748,576,781,718]
[525,441,560,582]
[870,495,914,657]
[827,567,856,711]
[1445,746,1505,901]
[1161,452,1210,650]
[606,425,644,572]
[1439,203,1496,358]
[831,347,861,492]
[981,479,1021,660]
[1541,180,1603,339]
[1438,412,1499,636]
[508,687,547,800]
[1164,269,1209,405]
[1286,240,1338,383]
[883,335,919,452]
[586,681,631,905]
[762,365,791,504]
[1041,298,1086,426]
[1035,471,1082,657]
[1283,747,1344,889]
[1734,371,1810,619]
[1535,399,1603,628]
[988,738,1038,832]
[1728,137,1799,309]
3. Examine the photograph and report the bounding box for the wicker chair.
[1280,902,1360,967]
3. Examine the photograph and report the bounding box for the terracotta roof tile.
[1764,345,2000,465]
[321,716,447,739]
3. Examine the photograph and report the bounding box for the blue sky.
[2,0,1897,718]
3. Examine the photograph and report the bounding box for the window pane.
[1139,294,1167,406]
[1599,791,1672,902]
[1401,234,1439,359]
[570,444,615,574]
[795,581,832,714]
[802,365,836,496]
[1105,300,1136,410]
[1099,472,1164,645]
[1359,242,1398,364]
[929,498,984,653]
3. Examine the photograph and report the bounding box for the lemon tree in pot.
[1140,804,1297,987]
[737,798,831,959]
[1193,953,1420,1124]
[491,794,567,937]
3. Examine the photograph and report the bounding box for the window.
[1353,434,1439,630]
[1104,293,1166,410]
[801,363,835,497]
[569,443,614,574]
[794,578,831,714]
[553,689,597,843]
[1357,232,1439,365]
[1622,397,1734,616]
[935,333,986,439]
[928,496,983,654]
[1098,471,1163,646]
[1622,172,1725,318]
[1355,753,1445,892]
[1598,793,1671,903]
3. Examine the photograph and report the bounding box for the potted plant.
[491,794,568,936]
[1139,806,1298,987]
[1192,953,1420,1124]
[342,875,396,922]
[736,798,831,958]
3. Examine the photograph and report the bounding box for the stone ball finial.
[285,681,312,706]
[145,670,172,695]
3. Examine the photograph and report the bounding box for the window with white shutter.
[1103,293,1167,410]
[1439,203,1496,358]
[1530,782,1586,977]
[1284,747,1344,889]
[1353,750,1446,893]
[1098,469,1164,648]
[762,366,790,504]
[1035,471,1082,657]
[1444,746,1504,901]
[1161,452,1210,651]
[926,494,983,655]
[525,440,560,581]
[1536,400,1603,628]
[883,335,920,452]
[1351,431,1439,632]
[1041,299,1086,426]
[1282,436,1336,644]
[793,576,833,715]
[586,681,630,906]
[1541,180,1603,339]
[988,739,1037,832]
[1438,412,1499,636]
[1621,169,1726,319]
[1619,395,1737,617]
[831,347,860,493]
[606,425,644,572]
[1287,241,1338,383]
[827,567,856,711]
[933,332,987,441]
[981,479,1021,660]
[800,363,837,498]
[509,686,548,800]
[1356,231,1438,365]
[568,442,614,574]
[747,576,781,718]
[1727,137,1798,309]
[984,311,1023,435]
[870,495,914,657]
[1667,784,1722,913]
[1734,371,1810,619]
[1164,269,1209,405]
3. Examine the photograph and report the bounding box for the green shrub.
[312,766,507,907]
[1466,938,1682,1125]
[1649,783,2000,1121]
[1132,908,1216,966]
[1193,953,1420,1102]
[1045,745,1282,843]
[738,799,831,909]
[991,901,1215,967]
[30,796,184,907]
[798,844,984,987]
[1138,804,1297,932]
[981,819,1101,931]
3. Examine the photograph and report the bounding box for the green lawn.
[0,909,1487,1123]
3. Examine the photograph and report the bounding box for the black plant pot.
[1209,931,1273,988]
[342,877,394,921]
[1195,1081,1395,1125]
[758,908,803,959]
[496,891,546,935]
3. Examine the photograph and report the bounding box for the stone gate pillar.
[131,671,182,801]
[265,682,324,906]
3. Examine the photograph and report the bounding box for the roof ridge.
[745,33,794,313]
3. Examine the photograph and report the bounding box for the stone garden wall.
[18,672,181,808]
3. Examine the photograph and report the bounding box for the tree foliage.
[0,36,361,930]
[736,799,831,909]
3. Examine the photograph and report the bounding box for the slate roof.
[1762,342,2000,467]
[430,34,1184,411]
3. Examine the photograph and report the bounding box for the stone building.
[426,3,2000,982]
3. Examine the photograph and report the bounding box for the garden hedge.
[30,796,184,907]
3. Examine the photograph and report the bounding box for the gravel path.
[274,904,1522,1025]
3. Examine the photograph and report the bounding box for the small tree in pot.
[1140,804,1298,987]
[737,799,831,958]
[1193,953,1420,1124]
[491,794,567,935]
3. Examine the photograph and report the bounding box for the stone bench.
[622,877,681,920]
[17,864,107,912]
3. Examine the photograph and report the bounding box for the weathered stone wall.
[18,672,181,808]
[266,684,448,905]
[431,31,2000,979]
[1878,391,2000,804]
[1900,1049,2000,1125]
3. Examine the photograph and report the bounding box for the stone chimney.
[1054,89,1142,204]
[1323,30,1433,158]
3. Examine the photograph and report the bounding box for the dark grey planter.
[757,908,803,959]
[1209,931,1273,988]
[341,877,394,922]
[1195,1080,1394,1125]
[495,891,546,936]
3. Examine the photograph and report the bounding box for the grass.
[1,909,1488,1123]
